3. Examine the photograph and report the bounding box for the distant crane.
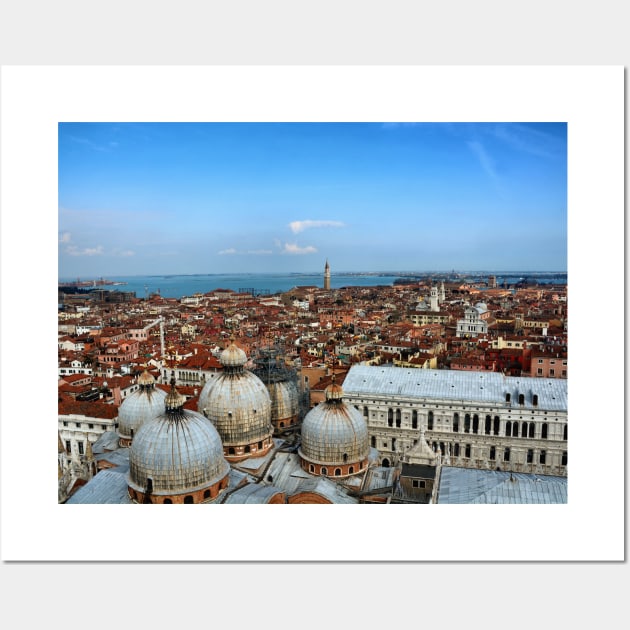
[143,316,165,361]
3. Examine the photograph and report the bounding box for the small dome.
[137,369,155,386]
[128,381,230,502]
[220,336,247,368]
[267,379,300,423]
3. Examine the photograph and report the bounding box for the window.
[494,416,500,435]
[527,449,534,463]
[504,447,510,462]
[412,479,426,489]
[464,444,471,458]
[396,409,401,428]
[388,409,393,427]
[88,423,94,429]
[63,421,68,427]
[485,415,492,435]
[427,411,433,430]
[321,467,328,475]
[550,369,555,376]
[412,410,418,429]
[65,440,71,452]
[78,441,84,455]
[75,423,81,428]
[561,451,567,466]
[539,450,546,465]
[453,413,459,432]
[489,446,496,461]
[541,423,548,439]
[563,425,568,440]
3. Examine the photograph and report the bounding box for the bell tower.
[324,259,331,291]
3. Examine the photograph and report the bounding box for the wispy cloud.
[59,232,71,244]
[218,248,273,256]
[289,220,345,234]
[282,243,318,255]
[65,245,105,257]
[467,141,498,180]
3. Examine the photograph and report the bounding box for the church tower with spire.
[324,259,331,291]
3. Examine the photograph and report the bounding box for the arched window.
[244,444,251,453]
[382,459,390,468]
[335,468,341,476]
[506,393,511,403]
[363,406,369,417]
[472,414,479,434]
[371,436,376,447]
[343,453,348,462]
[204,490,211,499]
[541,423,548,439]
[309,464,315,473]
[388,409,393,427]
[453,413,459,432]
[518,393,525,405]
[349,466,354,474]
[513,422,519,438]
[506,420,512,436]
[529,422,535,438]
[184,495,194,504]
[464,414,471,433]
[163,498,172,504]
[522,422,528,437]
[428,411,434,430]
[563,425,568,440]
[321,467,328,475]
[396,409,401,427]
[228,447,235,455]
[493,416,500,435]
[412,410,418,429]
[485,415,492,435]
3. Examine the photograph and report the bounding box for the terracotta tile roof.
[58,399,118,419]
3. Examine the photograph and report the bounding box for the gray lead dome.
[128,404,229,498]
[299,382,369,466]
[118,371,168,445]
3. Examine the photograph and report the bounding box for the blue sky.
[58,122,567,277]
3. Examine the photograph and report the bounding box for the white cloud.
[65,245,104,257]
[467,141,498,180]
[283,243,318,255]
[219,247,273,256]
[289,220,345,234]
[59,232,71,243]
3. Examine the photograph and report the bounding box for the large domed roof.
[204,370,273,445]
[299,378,369,469]
[118,371,168,444]
[128,378,229,501]
[204,338,273,453]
